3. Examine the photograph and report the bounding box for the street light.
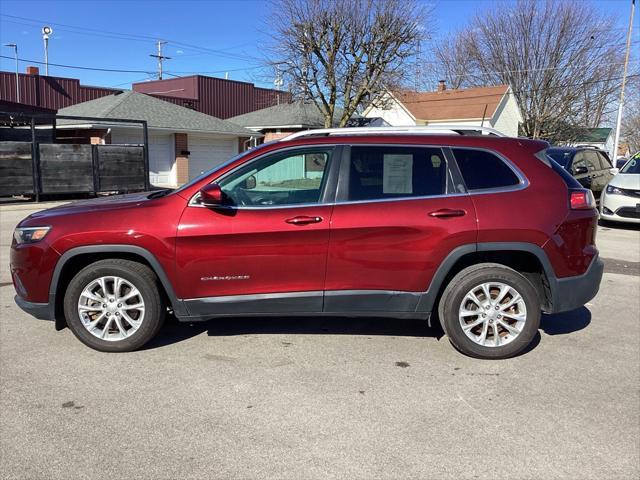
[3,43,20,102]
[42,25,52,75]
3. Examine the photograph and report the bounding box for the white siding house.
[364,83,523,137]
[568,128,615,159]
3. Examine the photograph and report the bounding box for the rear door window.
[451,148,520,190]
[345,146,447,201]
[596,151,612,169]
[583,151,600,172]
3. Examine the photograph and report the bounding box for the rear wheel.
[63,259,165,352]
[438,263,541,359]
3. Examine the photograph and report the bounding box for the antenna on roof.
[274,66,284,105]
[274,67,284,90]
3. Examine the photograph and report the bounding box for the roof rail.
[281,125,507,141]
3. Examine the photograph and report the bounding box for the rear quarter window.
[451,148,520,190]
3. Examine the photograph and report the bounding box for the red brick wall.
[263,130,299,142]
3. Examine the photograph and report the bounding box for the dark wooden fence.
[0,142,34,195]
[0,142,147,197]
[0,112,149,200]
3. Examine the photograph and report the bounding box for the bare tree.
[269,0,428,127]
[432,32,475,90]
[432,0,625,142]
[621,77,640,154]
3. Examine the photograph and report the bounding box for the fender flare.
[50,245,186,329]
[417,242,557,319]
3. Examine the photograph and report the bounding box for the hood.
[609,173,640,190]
[24,192,156,223]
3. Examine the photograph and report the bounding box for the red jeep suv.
[10,127,603,359]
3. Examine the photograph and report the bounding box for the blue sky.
[0,0,636,90]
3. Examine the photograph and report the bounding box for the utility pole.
[42,26,52,75]
[149,40,170,80]
[612,0,635,163]
[414,38,421,91]
[4,43,20,102]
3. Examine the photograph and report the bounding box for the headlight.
[13,226,51,245]
[606,185,624,195]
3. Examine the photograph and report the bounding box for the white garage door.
[188,135,238,180]
[111,131,174,186]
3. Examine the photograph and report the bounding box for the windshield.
[620,156,640,174]
[172,146,267,195]
[547,151,572,167]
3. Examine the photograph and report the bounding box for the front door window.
[218,148,333,207]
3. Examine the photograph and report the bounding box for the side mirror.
[609,168,619,175]
[199,183,224,207]
[244,175,256,190]
[574,165,588,175]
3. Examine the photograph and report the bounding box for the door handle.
[285,215,323,225]
[429,208,466,218]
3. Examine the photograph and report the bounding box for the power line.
[168,65,265,74]
[0,54,265,77]
[435,58,640,81]
[403,74,640,104]
[0,54,155,74]
[0,14,263,63]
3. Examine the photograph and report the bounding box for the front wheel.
[438,263,541,359]
[63,259,165,352]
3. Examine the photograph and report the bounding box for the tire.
[438,263,541,359]
[63,259,165,352]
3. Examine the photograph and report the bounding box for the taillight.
[569,189,596,210]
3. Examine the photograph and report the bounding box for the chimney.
[26,66,40,75]
[437,80,446,92]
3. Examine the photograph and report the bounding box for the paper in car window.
[383,154,413,194]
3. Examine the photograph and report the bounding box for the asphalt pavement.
[1,201,638,480]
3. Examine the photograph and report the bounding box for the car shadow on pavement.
[142,307,592,352]
[598,219,640,231]
[142,315,440,350]
[540,306,591,335]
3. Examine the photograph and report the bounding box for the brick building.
[132,75,291,119]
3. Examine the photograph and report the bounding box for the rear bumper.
[548,255,604,313]
[14,294,54,321]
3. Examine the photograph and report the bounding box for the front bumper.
[549,255,604,313]
[600,192,640,224]
[14,294,54,321]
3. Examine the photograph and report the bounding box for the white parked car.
[600,153,640,224]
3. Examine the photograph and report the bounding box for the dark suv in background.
[546,146,616,198]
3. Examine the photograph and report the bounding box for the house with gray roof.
[230,101,349,143]
[58,91,259,186]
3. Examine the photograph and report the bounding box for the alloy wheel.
[77,276,145,341]
[458,282,527,347]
